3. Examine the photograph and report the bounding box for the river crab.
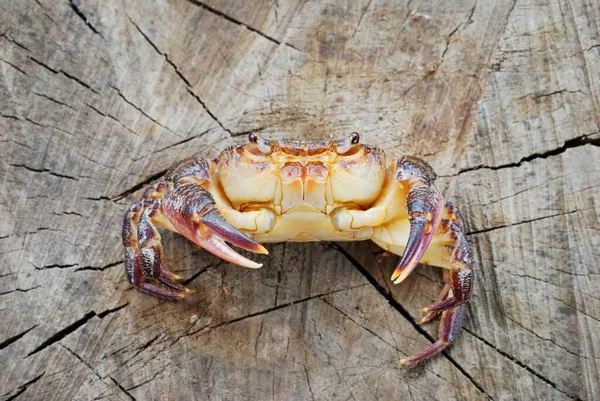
[122,133,474,365]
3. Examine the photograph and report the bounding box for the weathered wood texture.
[1,0,599,400]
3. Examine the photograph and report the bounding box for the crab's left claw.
[391,156,443,284]
[163,182,267,269]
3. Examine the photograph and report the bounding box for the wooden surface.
[1,0,599,400]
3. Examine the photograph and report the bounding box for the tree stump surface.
[1,0,599,400]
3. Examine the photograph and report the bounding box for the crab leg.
[391,156,443,284]
[398,210,474,366]
[420,220,473,314]
[123,193,188,299]
[369,157,474,365]
[398,304,467,366]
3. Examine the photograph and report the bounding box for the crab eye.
[335,133,361,155]
[247,132,273,155]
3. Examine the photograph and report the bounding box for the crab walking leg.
[138,204,190,293]
[373,213,474,364]
[417,276,450,325]
[403,223,472,368]
[122,197,188,299]
[398,305,467,366]
[421,222,474,312]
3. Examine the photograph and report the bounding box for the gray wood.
[1,0,599,400]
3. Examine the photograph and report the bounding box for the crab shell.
[215,136,390,243]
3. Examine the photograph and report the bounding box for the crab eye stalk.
[248,132,273,155]
[335,132,361,154]
[257,137,273,154]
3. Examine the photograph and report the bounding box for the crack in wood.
[84,102,139,136]
[60,344,104,381]
[515,88,586,101]
[0,285,41,297]
[463,328,582,400]
[0,58,28,75]
[74,260,123,272]
[466,209,579,236]
[109,376,136,401]
[123,14,264,137]
[69,0,104,39]
[454,133,600,176]
[186,88,234,135]
[0,325,37,351]
[32,91,77,111]
[108,168,170,202]
[183,0,301,53]
[126,15,191,87]
[504,314,584,360]
[351,0,372,39]
[109,85,181,137]
[0,32,31,52]
[320,297,402,353]
[1,112,76,138]
[302,364,316,401]
[169,283,369,346]
[9,163,79,181]
[126,334,162,362]
[181,263,215,286]
[50,210,85,218]
[27,304,128,357]
[29,56,100,94]
[32,262,78,270]
[329,243,494,400]
[3,372,45,401]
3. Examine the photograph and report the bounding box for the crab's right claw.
[391,156,443,284]
[163,183,267,269]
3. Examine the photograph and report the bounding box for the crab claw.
[163,183,267,269]
[195,208,267,268]
[391,183,443,284]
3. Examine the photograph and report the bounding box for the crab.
[122,133,474,365]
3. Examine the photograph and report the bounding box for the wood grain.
[1,0,599,400]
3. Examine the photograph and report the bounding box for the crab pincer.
[391,156,444,285]
[122,158,267,299]
[162,182,268,269]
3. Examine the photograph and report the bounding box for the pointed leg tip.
[395,358,413,367]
